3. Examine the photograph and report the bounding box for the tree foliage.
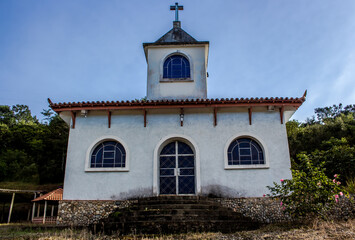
[0,104,68,184]
[287,104,355,182]
[268,103,355,219]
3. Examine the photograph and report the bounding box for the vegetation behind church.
[0,103,354,190]
[287,103,355,190]
[0,105,68,184]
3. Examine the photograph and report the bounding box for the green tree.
[36,112,68,183]
[0,149,35,181]
[287,104,355,180]
[0,105,15,125]
[11,104,38,124]
[0,104,69,184]
[310,138,355,183]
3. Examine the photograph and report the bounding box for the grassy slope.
[0,182,63,192]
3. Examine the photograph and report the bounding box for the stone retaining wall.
[212,197,291,223]
[213,196,355,223]
[57,196,355,226]
[57,200,136,226]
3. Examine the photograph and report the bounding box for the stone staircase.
[94,196,261,234]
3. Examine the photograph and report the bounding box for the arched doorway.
[159,140,195,195]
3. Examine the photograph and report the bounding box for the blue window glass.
[178,156,194,168]
[160,177,176,195]
[160,169,175,176]
[90,141,126,168]
[160,156,176,168]
[178,142,194,154]
[180,169,194,176]
[178,176,195,194]
[163,55,190,79]
[160,142,176,155]
[227,138,264,165]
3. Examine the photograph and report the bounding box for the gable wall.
[63,109,291,200]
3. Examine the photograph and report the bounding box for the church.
[49,3,305,200]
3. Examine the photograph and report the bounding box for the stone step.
[116,215,251,222]
[131,209,244,217]
[137,196,212,205]
[93,196,261,235]
[113,207,242,219]
[109,209,252,224]
[130,203,223,211]
[100,219,260,234]
[140,196,206,200]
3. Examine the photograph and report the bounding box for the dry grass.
[1,219,355,240]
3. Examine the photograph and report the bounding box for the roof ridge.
[154,25,197,44]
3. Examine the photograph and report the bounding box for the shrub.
[267,154,348,219]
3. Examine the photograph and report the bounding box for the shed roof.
[32,188,63,202]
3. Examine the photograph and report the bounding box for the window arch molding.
[153,134,201,196]
[160,51,193,82]
[85,135,129,172]
[224,133,269,170]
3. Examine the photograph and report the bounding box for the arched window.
[227,138,264,165]
[163,55,190,79]
[90,141,126,168]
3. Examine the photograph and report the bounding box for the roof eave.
[143,41,210,61]
[48,97,306,113]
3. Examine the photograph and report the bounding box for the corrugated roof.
[48,91,307,113]
[32,188,63,202]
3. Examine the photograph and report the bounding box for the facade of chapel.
[49,8,305,200]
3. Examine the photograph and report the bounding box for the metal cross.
[170,2,183,21]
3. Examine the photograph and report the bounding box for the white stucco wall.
[146,45,208,100]
[62,108,292,200]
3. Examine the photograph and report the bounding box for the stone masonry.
[57,196,355,226]
[57,200,135,226]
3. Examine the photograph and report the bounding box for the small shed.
[32,188,63,224]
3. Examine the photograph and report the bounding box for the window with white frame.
[90,141,126,168]
[163,55,190,79]
[227,138,264,165]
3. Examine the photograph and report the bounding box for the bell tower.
[143,3,209,100]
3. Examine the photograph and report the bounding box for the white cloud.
[331,54,355,104]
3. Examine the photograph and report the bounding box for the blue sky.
[1,0,354,121]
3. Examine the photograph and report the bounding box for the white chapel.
[49,3,305,200]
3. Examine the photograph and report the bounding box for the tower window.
[163,55,190,79]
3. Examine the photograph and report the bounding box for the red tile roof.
[32,188,63,202]
[48,91,306,112]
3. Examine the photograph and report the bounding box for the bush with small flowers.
[267,153,348,219]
